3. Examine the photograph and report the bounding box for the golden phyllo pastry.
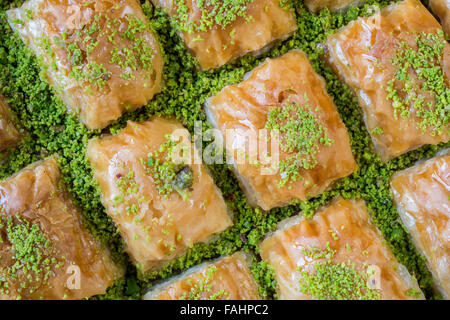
[260,198,423,300]
[87,118,232,272]
[0,95,21,151]
[151,0,297,70]
[429,0,450,36]
[0,159,123,300]
[391,149,450,299]
[143,252,260,300]
[304,0,360,13]
[206,50,357,211]
[7,0,163,129]
[325,0,450,161]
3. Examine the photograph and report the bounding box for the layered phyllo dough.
[0,96,20,151]
[143,252,260,300]
[205,50,357,211]
[0,159,123,300]
[151,0,297,70]
[430,0,450,36]
[7,0,163,129]
[325,0,450,161]
[87,118,233,272]
[304,0,360,13]
[260,198,423,300]
[391,149,450,299]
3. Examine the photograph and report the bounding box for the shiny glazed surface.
[391,150,450,299]
[304,0,360,13]
[325,0,450,161]
[206,50,357,210]
[0,95,20,151]
[0,159,122,299]
[260,198,422,300]
[143,252,260,300]
[152,0,297,70]
[7,0,163,129]
[430,0,450,36]
[87,118,233,272]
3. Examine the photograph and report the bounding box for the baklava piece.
[304,0,360,13]
[205,50,357,211]
[260,198,423,300]
[151,0,297,70]
[325,0,449,161]
[143,252,260,300]
[7,0,163,129]
[0,95,21,151]
[429,0,450,36]
[87,118,233,272]
[391,149,450,299]
[0,159,122,300]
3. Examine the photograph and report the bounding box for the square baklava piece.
[152,0,297,70]
[7,0,163,129]
[87,118,233,272]
[0,159,122,300]
[206,50,357,210]
[391,149,450,299]
[260,198,423,300]
[325,0,449,161]
[304,0,360,13]
[143,252,260,300]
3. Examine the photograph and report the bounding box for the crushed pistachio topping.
[113,166,182,256]
[1,0,443,300]
[265,101,333,187]
[172,0,254,34]
[371,127,383,135]
[172,0,294,34]
[386,30,449,136]
[171,0,293,35]
[299,261,381,300]
[0,215,60,298]
[180,265,230,300]
[38,7,154,90]
[301,242,336,260]
[111,136,193,255]
[405,288,422,298]
[298,243,381,300]
[145,135,194,200]
[114,169,141,216]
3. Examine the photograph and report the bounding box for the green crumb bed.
[0,0,447,300]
